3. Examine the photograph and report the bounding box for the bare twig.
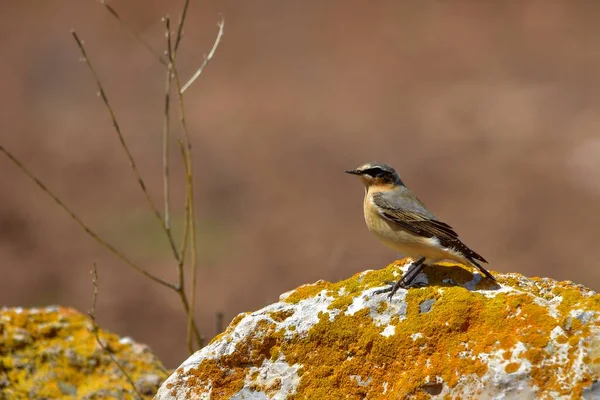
[173,0,192,54]
[71,30,182,264]
[99,0,167,66]
[2,2,215,360]
[0,145,175,289]
[98,0,192,67]
[170,60,202,350]
[177,138,202,353]
[172,289,203,349]
[168,7,205,351]
[163,5,218,350]
[97,4,206,352]
[162,16,174,235]
[170,4,206,350]
[98,0,224,95]
[181,17,225,93]
[88,263,143,400]
[184,139,199,353]
[177,140,191,266]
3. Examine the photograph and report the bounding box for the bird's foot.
[376,257,427,301]
[373,278,427,298]
[373,271,414,296]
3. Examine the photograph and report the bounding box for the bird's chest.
[363,195,389,235]
[362,193,420,246]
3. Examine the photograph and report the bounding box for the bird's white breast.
[362,192,468,264]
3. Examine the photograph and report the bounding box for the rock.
[155,259,600,399]
[0,306,168,399]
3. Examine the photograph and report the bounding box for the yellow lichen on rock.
[156,259,600,399]
[0,306,167,399]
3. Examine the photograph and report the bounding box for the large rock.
[156,259,600,399]
[0,306,167,399]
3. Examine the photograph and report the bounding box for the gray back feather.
[375,186,438,219]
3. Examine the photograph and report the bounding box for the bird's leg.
[374,257,427,299]
[388,257,427,300]
[398,257,427,288]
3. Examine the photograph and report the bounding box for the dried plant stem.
[186,164,200,351]
[162,16,174,235]
[175,138,202,352]
[177,140,191,283]
[167,3,204,351]
[173,0,191,53]
[167,58,201,350]
[176,142,196,352]
[178,281,203,350]
[71,31,182,265]
[93,2,207,353]
[179,135,200,352]
[99,0,167,66]
[181,17,225,93]
[0,2,215,361]
[178,186,191,268]
[0,145,174,290]
[88,263,143,400]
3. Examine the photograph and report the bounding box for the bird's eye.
[364,168,386,178]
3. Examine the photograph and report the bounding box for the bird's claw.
[373,286,393,295]
[379,276,428,301]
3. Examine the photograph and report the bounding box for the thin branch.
[75,5,213,352]
[173,0,192,54]
[71,30,182,264]
[99,0,168,66]
[97,4,205,351]
[0,145,175,290]
[177,288,203,350]
[184,140,199,353]
[88,263,144,400]
[98,0,191,66]
[168,7,204,351]
[181,17,225,93]
[177,140,191,267]
[162,16,173,236]
[172,63,203,350]
[177,138,199,354]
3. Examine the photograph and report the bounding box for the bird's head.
[345,161,403,188]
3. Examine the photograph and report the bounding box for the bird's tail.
[468,258,497,282]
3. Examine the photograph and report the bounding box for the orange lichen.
[282,281,330,304]
[556,335,568,344]
[505,362,520,374]
[180,320,286,398]
[167,259,600,399]
[269,309,295,322]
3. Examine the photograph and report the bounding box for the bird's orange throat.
[365,181,397,193]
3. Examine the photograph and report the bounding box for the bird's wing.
[372,190,488,263]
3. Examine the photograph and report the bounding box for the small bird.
[345,161,496,299]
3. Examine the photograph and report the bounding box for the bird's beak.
[344,169,362,176]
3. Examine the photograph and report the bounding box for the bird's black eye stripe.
[363,167,386,177]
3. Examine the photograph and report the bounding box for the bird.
[345,161,496,299]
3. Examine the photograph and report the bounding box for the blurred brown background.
[1,1,599,367]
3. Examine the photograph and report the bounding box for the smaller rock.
[0,306,167,399]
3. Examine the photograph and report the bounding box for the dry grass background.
[1,1,600,367]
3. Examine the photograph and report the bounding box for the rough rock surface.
[0,306,167,399]
[156,259,600,400]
